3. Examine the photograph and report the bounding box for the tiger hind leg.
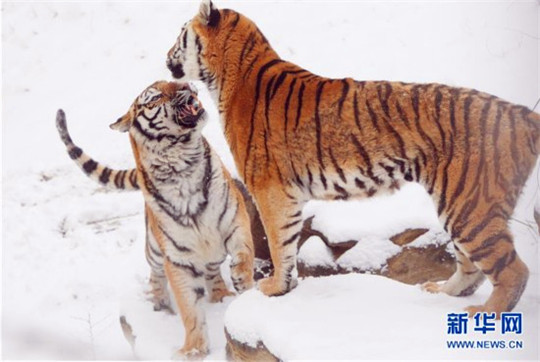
[422,244,485,297]
[432,220,528,317]
[144,225,173,313]
[205,265,235,303]
[164,258,209,359]
[148,269,174,314]
[461,228,528,317]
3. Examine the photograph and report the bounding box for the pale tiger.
[56,81,254,358]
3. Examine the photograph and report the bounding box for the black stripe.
[350,134,383,185]
[271,71,287,99]
[282,232,300,246]
[432,87,447,152]
[182,30,188,49]
[294,82,305,130]
[167,257,203,278]
[133,118,165,142]
[355,177,365,189]
[395,101,412,130]
[437,132,454,215]
[329,148,346,183]
[333,182,349,200]
[281,219,302,230]
[290,160,304,187]
[159,225,193,253]
[264,74,277,136]
[315,81,326,169]
[284,78,297,144]
[448,88,459,134]
[118,170,126,189]
[290,210,302,218]
[244,59,284,180]
[447,94,474,214]
[218,184,230,228]
[366,100,381,132]
[68,146,83,160]
[353,88,361,130]
[508,108,521,180]
[493,104,503,188]
[377,82,392,118]
[229,12,240,29]
[82,160,97,174]
[239,31,256,65]
[465,99,492,200]
[319,167,327,189]
[141,106,162,122]
[99,167,112,184]
[306,165,314,188]
[338,79,349,117]
[223,226,239,249]
[379,163,394,179]
[243,54,260,78]
[128,169,139,189]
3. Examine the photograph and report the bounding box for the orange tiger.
[166,0,539,316]
[56,81,254,358]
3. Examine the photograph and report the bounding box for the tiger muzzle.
[173,94,204,129]
[167,60,185,79]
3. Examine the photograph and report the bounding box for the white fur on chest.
[141,146,210,225]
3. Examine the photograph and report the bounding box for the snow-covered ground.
[2,1,539,360]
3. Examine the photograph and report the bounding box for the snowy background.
[2,0,539,360]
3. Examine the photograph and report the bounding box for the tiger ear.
[109,112,132,132]
[198,0,220,27]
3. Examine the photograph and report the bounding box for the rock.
[383,243,456,284]
[233,178,455,285]
[233,179,270,260]
[389,228,429,246]
[225,330,278,362]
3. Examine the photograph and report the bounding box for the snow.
[297,236,335,268]
[225,273,539,361]
[335,236,402,271]
[303,183,443,243]
[2,0,539,360]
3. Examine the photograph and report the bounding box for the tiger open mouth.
[172,91,204,129]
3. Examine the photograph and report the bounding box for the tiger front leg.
[224,219,255,294]
[252,185,305,296]
[204,262,235,303]
[164,258,209,359]
[145,222,174,313]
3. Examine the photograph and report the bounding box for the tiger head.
[110,81,206,147]
[166,0,270,91]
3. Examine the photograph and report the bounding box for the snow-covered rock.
[225,273,539,361]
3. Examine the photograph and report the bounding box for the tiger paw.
[258,276,296,296]
[172,346,208,361]
[421,281,443,294]
[230,254,254,293]
[465,304,503,319]
[146,292,175,314]
[209,287,235,303]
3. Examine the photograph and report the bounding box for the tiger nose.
[167,60,185,79]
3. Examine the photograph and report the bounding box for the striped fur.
[56,110,139,191]
[56,81,254,358]
[167,0,540,314]
[166,1,540,316]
